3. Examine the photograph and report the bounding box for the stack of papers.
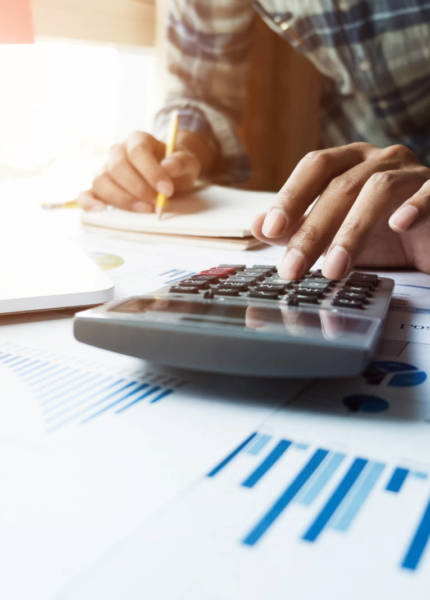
[82,185,276,250]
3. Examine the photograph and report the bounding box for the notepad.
[82,185,277,250]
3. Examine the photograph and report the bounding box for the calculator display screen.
[112,297,372,339]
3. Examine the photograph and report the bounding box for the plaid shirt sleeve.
[152,0,255,183]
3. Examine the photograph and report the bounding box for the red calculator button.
[199,267,236,278]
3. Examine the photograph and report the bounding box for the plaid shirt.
[154,0,430,182]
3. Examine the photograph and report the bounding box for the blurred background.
[0,0,321,196]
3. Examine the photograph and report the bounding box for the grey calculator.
[73,265,394,378]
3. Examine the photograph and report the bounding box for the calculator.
[73,265,394,378]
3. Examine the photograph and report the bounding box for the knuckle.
[382,144,414,162]
[367,170,398,190]
[107,155,127,176]
[327,174,361,196]
[303,150,332,170]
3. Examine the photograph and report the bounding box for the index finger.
[257,143,372,241]
[126,131,174,197]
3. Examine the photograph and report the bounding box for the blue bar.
[298,452,345,506]
[302,457,368,543]
[23,362,59,384]
[402,497,430,571]
[44,376,114,421]
[116,386,160,413]
[38,369,92,401]
[29,364,70,387]
[413,472,428,480]
[246,434,272,456]
[294,443,309,450]
[46,378,129,430]
[14,359,42,375]
[44,377,118,421]
[159,268,178,276]
[242,440,291,488]
[0,353,13,361]
[80,382,147,424]
[8,357,33,369]
[333,462,385,531]
[150,388,173,403]
[386,467,409,493]
[243,449,329,546]
[1,355,22,365]
[207,432,257,478]
[42,373,107,411]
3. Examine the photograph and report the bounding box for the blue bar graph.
[303,458,368,542]
[242,440,291,488]
[0,348,180,432]
[207,432,257,478]
[333,462,385,532]
[243,449,329,546]
[246,434,272,456]
[402,498,430,570]
[386,467,409,493]
[297,452,345,506]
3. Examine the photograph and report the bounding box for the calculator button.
[227,276,260,285]
[343,284,372,295]
[332,298,364,309]
[220,281,249,291]
[297,281,330,291]
[199,267,236,278]
[169,285,200,294]
[217,264,246,270]
[345,277,377,289]
[255,284,288,293]
[252,264,276,271]
[349,272,378,281]
[248,290,280,300]
[180,279,209,289]
[213,288,240,297]
[290,294,319,304]
[190,275,219,284]
[336,290,368,302]
[294,287,326,298]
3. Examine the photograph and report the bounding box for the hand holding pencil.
[79,113,216,214]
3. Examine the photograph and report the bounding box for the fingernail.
[132,201,152,213]
[156,180,174,196]
[262,208,289,238]
[323,245,351,279]
[389,204,418,232]
[279,248,306,279]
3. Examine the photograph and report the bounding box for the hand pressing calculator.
[74,265,394,377]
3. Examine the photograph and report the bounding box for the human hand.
[252,143,430,279]
[78,130,203,212]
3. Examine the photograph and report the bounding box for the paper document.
[82,185,275,239]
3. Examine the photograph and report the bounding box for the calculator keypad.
[168,265,382,313]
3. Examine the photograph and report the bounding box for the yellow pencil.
[156,111,179,219]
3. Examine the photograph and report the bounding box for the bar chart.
[0,343,183,433]
[159,268,196,285]
[207,431,430,573]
